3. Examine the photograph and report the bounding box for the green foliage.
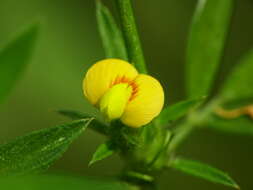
[58,109,91,120]
[0,119,92,176]
[0,0,250,189]
[115,0,147,73]
[0,174,127,190]
[58,109,108,135]
[89,141,116,166]
[207,114,253,135]
[96,0,128,60]
[123,171,154,183]
[186,0,234,98]
[155,98,204,127]
[170,157,239,189]
[220,49,253,106]
[0,23,39,104]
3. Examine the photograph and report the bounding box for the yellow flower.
[83,59,164,128]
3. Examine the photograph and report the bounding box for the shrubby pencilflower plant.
[0,0,251,189]
[83,58,164,127]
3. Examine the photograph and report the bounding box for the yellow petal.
[121,74,164,128]
[99,83,132,121]
[83,59,139,105]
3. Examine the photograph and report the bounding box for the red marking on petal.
[110,75,139,101]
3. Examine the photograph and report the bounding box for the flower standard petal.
[83,58,138,105]
[121,74,165,128]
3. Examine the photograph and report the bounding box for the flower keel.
[99,83,132,121]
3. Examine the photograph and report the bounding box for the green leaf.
[89,141,115,166]
[170,157,239,189]
[220,49,253,106]
[155,98,204,127]
[0,119,93,176]
[186,0,234,98]
[207,114,253,135]
[114,0,147,73]
[123,171,154,183]
[96,0,128,60]
[58,109,91,120]
[58,109,108,135]
[0,23,39,104]
[0,174,127,190]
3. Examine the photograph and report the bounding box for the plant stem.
[127,184,157,190]
[115,0,147,73]
[167,97,222,154]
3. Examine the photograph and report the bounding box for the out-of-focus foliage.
[186,0,233,98]
[220,49,253,106]
[207,114,253,135]
[171,157,239,189]
[96,1,127,60]
[0,23,39,105]
[0,174,127,190]
[155,98,204,127]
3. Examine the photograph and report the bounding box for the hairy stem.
[115,0,147,73]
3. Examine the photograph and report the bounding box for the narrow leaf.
[0,119,93,176]
[58,109,91,120]
[155,98,204,127]
[0,174,127,190]
[0,23,39,104]
[114,0,147,73]
[186,0,234,98]
[170,158,239,189]
[96,0,127,60]
[89,141,115,166]
[58,109,108,135]
[207,114,253,135]
[221,49,253,106]
[123,171,154,183]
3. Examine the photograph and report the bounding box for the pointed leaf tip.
[0,118,92,175]
[57,109,108,135]
[170,157,239,189]
[89,141,115,166]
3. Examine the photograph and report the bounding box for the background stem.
[167,97,222,154]
[115,0,147,73]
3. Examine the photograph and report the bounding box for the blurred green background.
[0,0,253,189]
